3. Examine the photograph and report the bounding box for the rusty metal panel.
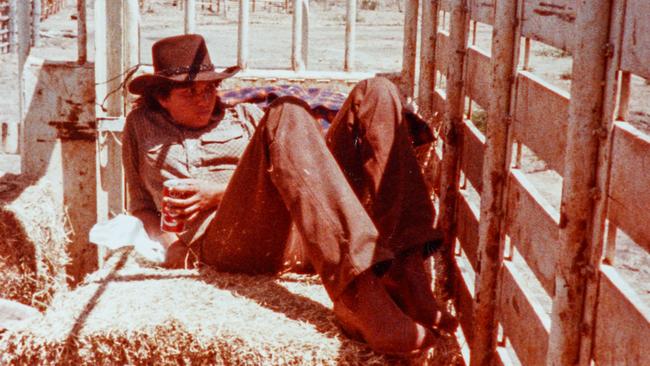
[593,265,650,365]
[513,71,569,175]
[620,0,650,79]
[466,46,492,109]
[435,31,450,76]
[608,122,650,253]
[461,119,486,193]
[521,0,576,51]
[470,0,495,25]
[457,191,480,270]
[506,170,559,296]
[499,262,550,366]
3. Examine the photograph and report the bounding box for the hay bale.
[1,250,462,365]
[0,175,70,310]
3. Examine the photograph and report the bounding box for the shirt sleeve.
[236,103,265,135]
[122,112,157,214]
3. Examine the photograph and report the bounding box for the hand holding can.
[161,179,192,233]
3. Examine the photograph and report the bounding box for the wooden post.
[401,0,418,97]
[237,0,249,69]
[547,0,613,365]
[291,0,304,71]
[436,0,468,295]
[184,0,196,34]
[417,0,438,117]
[77,0,87,64]
[470,1,519,365]
[344,0,356,71]
[32,0,42,46]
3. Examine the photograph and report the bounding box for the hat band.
[156,63,215,77]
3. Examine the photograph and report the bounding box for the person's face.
[157,81,219,129]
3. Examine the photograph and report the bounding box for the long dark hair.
[132,82,175,111]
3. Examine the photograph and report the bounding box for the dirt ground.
[0,0,648,359]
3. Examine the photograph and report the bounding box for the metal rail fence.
[0,0,66,53]
[420,0,650,365]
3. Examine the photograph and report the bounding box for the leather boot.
[381,249,459,334]
[333,270,436,356]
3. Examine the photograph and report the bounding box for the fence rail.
[422,0,650,364]
[0,0,66,54]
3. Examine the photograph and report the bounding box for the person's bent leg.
[202,97,435,355]
[326,77,440,256]
[326,77,456,332]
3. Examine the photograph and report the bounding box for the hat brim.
[128,65,240,95]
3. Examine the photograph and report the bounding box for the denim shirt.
[122,103,264,244]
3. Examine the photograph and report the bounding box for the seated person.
[123,34,456,356]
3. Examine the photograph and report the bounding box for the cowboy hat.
[128,34,240,95]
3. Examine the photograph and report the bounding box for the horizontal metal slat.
[521,0,576,51]
[469,0,495,25]
[608,122,650,253]
[593,265,650,365]
[505,170,559,296]
[435,31,450,76]
[513,71,569,175]
[465,46,491,109]
[499,262,550,366]
[621,0,650,79]
[461,119,485,193]
[457,191,480,270]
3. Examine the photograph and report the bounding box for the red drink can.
[161,179,190,233]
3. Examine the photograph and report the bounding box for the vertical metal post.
[417,0,439,117]
[301,0,309,69]
[32,0,41,46]
[8,0,16,52]
[344,0,356,72]
[436,0,468,295]
[124,0,140,110]
[238,0,249,69]
[77,0,87,64]
[401,0,419,97]
[16,0,31,128]
[291,0,305,71]
[578,0,626,364]
[470,0,519,365]
[184,0,196,34]
[547,0,613,365]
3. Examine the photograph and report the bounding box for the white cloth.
[0,299,41,331]
[89,214,165,263]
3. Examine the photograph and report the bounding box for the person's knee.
[264,96,321,139]
[353,77,401,103]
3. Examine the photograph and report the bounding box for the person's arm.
[121,115,185,267]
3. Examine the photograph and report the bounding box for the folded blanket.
[219,85,435,146]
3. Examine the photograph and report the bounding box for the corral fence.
[421,0,650,365]
[9,0,650,365]
[0,0,66,53]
